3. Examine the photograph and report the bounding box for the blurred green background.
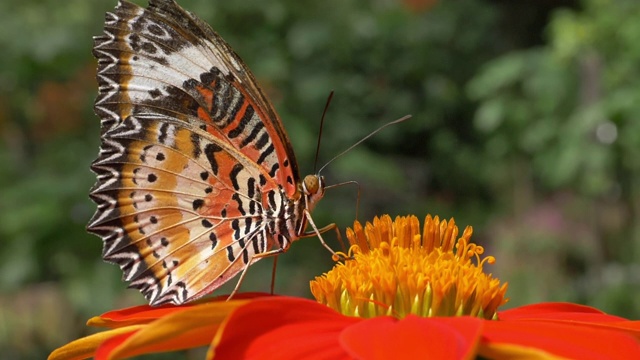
[2,0,640,358]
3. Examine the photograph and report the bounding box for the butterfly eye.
[303,175,320,195]
[319,176,326,194]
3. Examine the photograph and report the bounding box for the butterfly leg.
[270,255,279,295]
[228,248,285,300]
[301,210,350,261]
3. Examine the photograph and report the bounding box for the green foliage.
[469,0,640,197]
[468,0,640,318]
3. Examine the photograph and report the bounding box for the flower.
[310,215,508,319]
[49,215,640,360]
[47,293,261,360]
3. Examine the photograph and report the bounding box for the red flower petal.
[498,302,640,339]
[211,297,360,360]
[481,319,640,360]
[48,326,143,360]
[95,331,138,360]
[339,316,482,360]
[89,304,192,328]
[499,302,625,321]
[605,320,640,337]
[89,292,269,328]
[103,299,249,359]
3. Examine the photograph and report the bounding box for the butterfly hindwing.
[90,0,307,305]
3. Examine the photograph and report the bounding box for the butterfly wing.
[89,0,300,305]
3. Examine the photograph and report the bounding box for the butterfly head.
[302,174,326,211]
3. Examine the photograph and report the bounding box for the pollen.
[310,215,508,319]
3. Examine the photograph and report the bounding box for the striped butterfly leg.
[226,217,349,301]
[227,218,349,301]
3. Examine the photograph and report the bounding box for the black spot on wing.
[257,143,275,166]
[192,199,204,211]
[204,143,222,175]
[229,163,243,190]
[191,133,202,158]
[202,219,213,228]
[255,132,269,150]
[132,168,141,185]
[252,233,261,254]
[209,232,218,249]
[158,122,169,143]
[149,89,162,99]
[231,219,241,240]
[225,87,245,124]
[240,119,264,148]
[228,105,254,139]
[268,162,279,178]
[242,245,249,264]
[200,67,219,86]
[247,177,256,199]
[232,193,245,215]
[268,190,277,209]
[140,144,153,162]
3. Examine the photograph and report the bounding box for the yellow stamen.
[310,215,508,319]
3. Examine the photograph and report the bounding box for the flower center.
[310,215,508,319]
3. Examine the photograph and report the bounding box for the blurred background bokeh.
[1,0,639,358]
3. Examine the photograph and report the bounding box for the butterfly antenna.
[313,91,335,173]
[318,115,412,174]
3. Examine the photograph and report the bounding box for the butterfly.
[88,0,337,305]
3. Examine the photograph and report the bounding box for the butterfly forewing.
[89,0,312,305]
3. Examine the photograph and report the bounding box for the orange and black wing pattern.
[89,0,307,305]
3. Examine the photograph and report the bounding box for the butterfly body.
[89,0,325,305]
